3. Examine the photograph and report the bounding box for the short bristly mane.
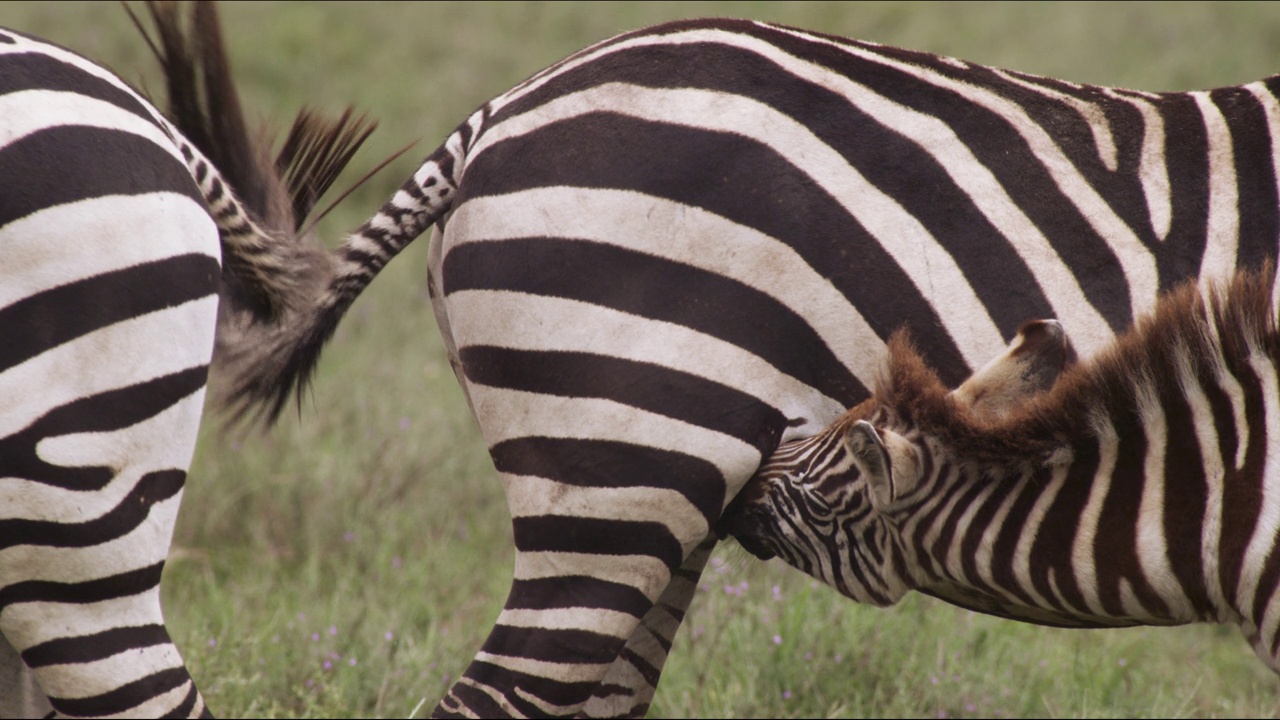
[873,265,1279,468]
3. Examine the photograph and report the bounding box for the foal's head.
[717,319,1073,604]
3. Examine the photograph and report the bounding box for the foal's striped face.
[720,319,1073,605]
[725,410,907,605]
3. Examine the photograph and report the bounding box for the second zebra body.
[220,16,1280,718]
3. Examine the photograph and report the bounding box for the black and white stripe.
[0,13,323,716]
[224,18,1280,717]
[723,267,1280,676]
[0,27,219,717]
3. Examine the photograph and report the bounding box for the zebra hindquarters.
[0,186,220,717]
[430,255,771,715]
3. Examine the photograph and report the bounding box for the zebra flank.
[212,14,1280,719]
[722,266,1280,672]
[0,2,375,715]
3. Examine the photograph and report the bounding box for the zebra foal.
[0,3,372,715]
[721,266,1280,673]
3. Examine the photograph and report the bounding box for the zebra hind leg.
[430,451,735,718]
[0,361,215,717]
[431,512,674,718]
[0,199,219,717]
[580,535,718,719]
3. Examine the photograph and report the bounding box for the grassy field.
[5,1,1280,717]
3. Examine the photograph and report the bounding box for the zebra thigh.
[0,194,219,717]
[428,345,760,716]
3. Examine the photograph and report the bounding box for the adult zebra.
[220,15,1280,719]
[0,3,370,716]
[720,265,1280,674]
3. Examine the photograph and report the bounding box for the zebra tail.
[138,1,377,321]
[214,140,462,426]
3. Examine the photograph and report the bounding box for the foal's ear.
[843,421,920,513]
[952,319,1074,420]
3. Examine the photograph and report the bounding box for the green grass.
[4,1,1280,717]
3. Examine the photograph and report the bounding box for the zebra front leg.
[580,535,717,719]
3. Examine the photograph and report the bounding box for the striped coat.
[722,267,1280,675]
[0,3,369,714]
[218,15,1280,718]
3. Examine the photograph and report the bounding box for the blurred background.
[3,2,1280,717]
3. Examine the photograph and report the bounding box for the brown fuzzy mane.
[871,264,1279,468]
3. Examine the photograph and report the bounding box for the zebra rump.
[0,1,377,716]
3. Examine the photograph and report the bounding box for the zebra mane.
[874,265,1280,468]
